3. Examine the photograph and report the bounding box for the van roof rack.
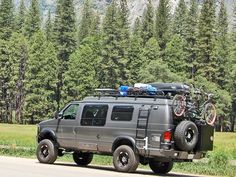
[93,88,170,100]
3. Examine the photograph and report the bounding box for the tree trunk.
[231,114,235,132]
[15,45,27,124]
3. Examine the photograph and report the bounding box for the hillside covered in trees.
[0,0,235,131]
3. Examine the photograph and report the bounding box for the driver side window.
[63,104,79,120]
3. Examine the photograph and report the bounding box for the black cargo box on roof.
[149,83,190,95]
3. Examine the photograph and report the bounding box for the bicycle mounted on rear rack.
[172,86,217,126]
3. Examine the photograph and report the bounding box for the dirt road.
[0,156,210,177]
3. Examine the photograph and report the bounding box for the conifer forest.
[0,0,235,131]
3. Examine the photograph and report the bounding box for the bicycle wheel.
[203,103,216,125]
[172,95,186,117]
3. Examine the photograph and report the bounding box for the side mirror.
[54,111,59,119]
[54,111,62,119]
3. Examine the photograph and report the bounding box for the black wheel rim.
[41,144,49,158]
[118,151,129,167]
[185,128,194,143]
[160,162,168,168]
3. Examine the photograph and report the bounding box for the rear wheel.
[172,95,186,117]
[203,103,216,126]
[73,152,93,166]
[149,159,173,174]
[36,139,58,164]
[174,121,198,151]
[113,145,139,173]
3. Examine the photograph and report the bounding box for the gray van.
[36,85,214,174]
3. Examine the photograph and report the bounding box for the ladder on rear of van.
[135,107,151,151]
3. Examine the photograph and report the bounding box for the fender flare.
[112,136,136,152]
[38,129,57,143]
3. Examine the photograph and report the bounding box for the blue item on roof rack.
[119,85,129,96]
[146,85,158,95]
[119,84,158,96]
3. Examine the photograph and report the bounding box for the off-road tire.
[174,121,198,151]
[73,152,93,166]
[113,145,139,173]
[36,139,58,164]
[149,159,173,174]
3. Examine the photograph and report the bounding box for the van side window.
[111,106,134,121]
[81,105,108,126]
[63,104,79,120]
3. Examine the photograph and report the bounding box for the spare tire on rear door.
[174,121,198,151]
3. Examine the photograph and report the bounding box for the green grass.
[0,124,37,148]
[0,124,236,176]
[213,132,236,159]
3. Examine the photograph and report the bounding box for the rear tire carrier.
[174,121,199,151]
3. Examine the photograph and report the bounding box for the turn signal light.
[164,131,172,142]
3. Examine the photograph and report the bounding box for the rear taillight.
[163,131,172,143]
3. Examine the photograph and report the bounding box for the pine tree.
[140,59,182,83]
[233,2,236,31]
[90,13,101,37]
[139,38,182,83]
[139,37,162,81]
[0,40,11,122]
[215,0,229,89]
[127,18,143,84]
[141,37,160,66]
[45,10,53,41]
[117,0,130,81]
[228,2,236,130]
[24,31,58,124]
[99,1,129,87]
[0,33,28,123]
[99,1,119,87]
[63,39,98,103]
[155,0,171,51]
[24,0,41,38]
[172,0,188,38]
[78,0,93,43]
[196,0,217,82]
[141,0,154,45]
[0,0,14,40]
[118,0,130,40]
[77,2,101,40]
[133,17,142,36]
[8,33,28,124]
[165,34,188,77]
[53,0,77,110]
[15,0,26,33]
[185,0,198,79]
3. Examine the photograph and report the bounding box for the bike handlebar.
[192,87,214,100]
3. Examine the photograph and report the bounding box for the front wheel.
[172,94,186,117]
[36,139,58,164]
[203,103,217,126]
[73,152,93,166]
[149,159,173,174]
[113,145,139,173]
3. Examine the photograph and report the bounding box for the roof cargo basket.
[94,88,167,100]
[149,83,190,96]
[93,83,190,100]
